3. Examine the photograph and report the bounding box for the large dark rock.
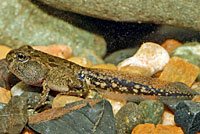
[28,99,115,134]
[174,101,200,134]
[38,0,200,31]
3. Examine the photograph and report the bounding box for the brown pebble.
[67,56,92,67]
[131,123,155,134]
[132,123,184,134]
[0,45,11,59]
[159,56,199,87]
[161,39,182,55]
[52,94,83,108]
[0,87,11,103]
[33,45,73,59]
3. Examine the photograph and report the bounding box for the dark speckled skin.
[6,46,197,108]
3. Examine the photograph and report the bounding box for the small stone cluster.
[0,40,200,133]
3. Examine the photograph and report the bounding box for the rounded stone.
[118,42,170,76]
[139,100,164,124]
[115,102,144,134]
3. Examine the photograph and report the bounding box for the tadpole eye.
[15,52,29,62]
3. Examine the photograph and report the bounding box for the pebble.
[162,109,176,126]
[67,56,92,67]
[160,98,188,113]
[11,81,40,96]
[0,103,6,110]
[174,101,200,134]
[132,123,184,134]
[131,123,155,134]
[159,56,199,87]
[161,39,182,55]
[29,99,115,134]
[33,45,73,59]
[104,98,126,115]
[52,94,83,108]
[104,47,139,65]
[192,95,200,102]
[118,42,170,76]
[0,87,11,103]
[171,42,200,67]
[154,124,184,134]
[0,96,28,134]
[152,71,162,78]
[22,129,35,134]
[0,45,11,59]
[115,102,144,134]
[92,63,117,70]
[77,49,105,65]
[138,100,164,124]
[191,82,200,94]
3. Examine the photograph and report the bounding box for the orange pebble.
[159,56,199,87]
[92,64,117,70]
[22,129,35,134]
[161,39,182,55]
[191,82,200,93]
[0,87,11,103]
[33,45,73,59]
[132,123,184,134]
[0,45,11,59]
[67,56,92,67]
[192,95,200,102]
[132,123,155,134]
[152,71,162,78]
[155,124,183,134]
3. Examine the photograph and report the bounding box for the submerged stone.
[38,0,200,31]
[118,42,170,76]
[159,56,199,87]
[139,100,164,124]
[0,0,106,58]
[171,42,200,67]
[29,99,115,134]
[115,102,144,134]
[104,47,138,65]
[0,96,28,134]
[174,101,200,134]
